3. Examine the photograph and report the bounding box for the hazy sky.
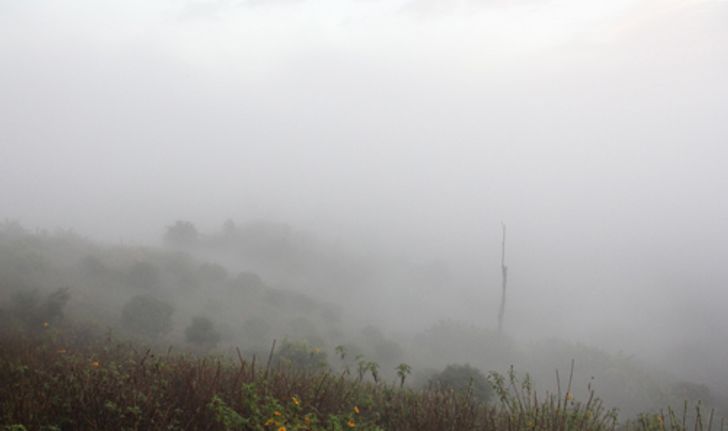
[2,0,728,368]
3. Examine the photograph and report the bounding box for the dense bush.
[164,220,199,246]
[429,363,492,403]
[120,295,174,338]
[7,287,70,329]
[1,327,706,431]
[185,316,221,350]
[273,339,328,371]
[124,261,161,290]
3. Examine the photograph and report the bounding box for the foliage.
[198,262,228,284]
[185,316,222,350]
[163,220,199,246]
[273,339,328,371]
[0,327,721,431]
[124,261,160,290]
[120,295,174,338]
[8,287,70,329]
[430,363,492,403]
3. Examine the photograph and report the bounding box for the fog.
[2,0,728,419]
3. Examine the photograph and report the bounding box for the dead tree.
[497,223,508,333]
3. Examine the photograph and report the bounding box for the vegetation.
[0,222,724,429]
[185,316,222,351]
[0,325,721,431]
[429,363,492,403]
[121,295,174,339]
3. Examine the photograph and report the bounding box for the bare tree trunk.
[497,223,508,334]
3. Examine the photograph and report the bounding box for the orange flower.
[91,361,100,368]
[277,427,286,431]
[347,418,356,428]
[273,411,282,417]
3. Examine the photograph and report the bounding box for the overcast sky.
[2,0,728,373]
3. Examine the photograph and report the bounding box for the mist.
[2,0,728,420]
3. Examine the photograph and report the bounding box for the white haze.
[2,0,728,383]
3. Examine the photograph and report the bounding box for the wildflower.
[347,418,356,428]
[91,361,100,368]
[264,418,275,426]
[292,395,301,406]
[42,322,49,328]
[273,411,282,417]
[277,427,286,431]
[353,406,360,414]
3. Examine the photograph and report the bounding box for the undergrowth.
[0,326,719,431]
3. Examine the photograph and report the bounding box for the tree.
[164,220,199,246]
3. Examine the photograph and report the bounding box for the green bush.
[185,316,221,350]
[120,295,173,338]
[8,287,70,329]
[274,339,328,371]
[429,364,492,403]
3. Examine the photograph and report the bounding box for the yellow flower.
[265,418,275,426]
[347,418,356,428]
[353,406,360,414]
[91,361,100,368]
[292,396,301,406]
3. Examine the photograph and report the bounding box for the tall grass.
[0,326,718,431]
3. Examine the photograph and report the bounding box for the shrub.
[429,364,492,403]
[185,316,221,350]
[198,263,228,284]
[8,287,70,329]
[120,295,173,338]
[274,339,328,371]
[164,220,199,246]
[124,261,160,290]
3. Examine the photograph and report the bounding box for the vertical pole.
[497,223,508,333]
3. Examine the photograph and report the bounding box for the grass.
[0,325,719,431]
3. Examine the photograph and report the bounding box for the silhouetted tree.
[164,220,199,246]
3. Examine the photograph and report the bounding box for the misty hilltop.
[2,0,728,429]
